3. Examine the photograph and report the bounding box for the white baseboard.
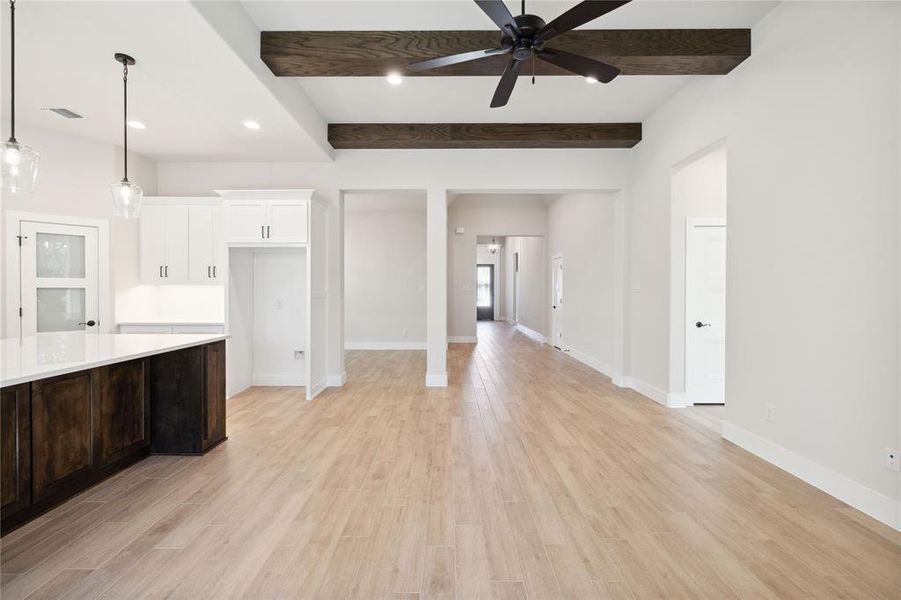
[722,420,901,531]
[505,318,516,326]
[620,376,669,406]
[425,372,448,387]
[566,347,619,382]
[515,323,547,344]
[448,336,477,343]
[326,371,346,387]
[308,377,327,399]
[665,392,692,408]
[345,341,426,350]
[252,375,306,386]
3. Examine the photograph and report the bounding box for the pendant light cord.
[8,0,15,143]
[122,61,128,181]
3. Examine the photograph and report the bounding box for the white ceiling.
[1,1,329,162]
[2,1,779,161]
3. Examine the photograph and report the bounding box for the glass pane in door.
[36,233,86,278]
[36,288,86,332]
[477,266,492,308]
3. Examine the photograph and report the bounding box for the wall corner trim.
[722,420,901,532]
[425,372,448,387]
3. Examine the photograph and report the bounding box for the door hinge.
[18,307,23,317]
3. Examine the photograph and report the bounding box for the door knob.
[78,320,97,327]
[696,321,711,328]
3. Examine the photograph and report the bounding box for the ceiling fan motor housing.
[506,14,547,59]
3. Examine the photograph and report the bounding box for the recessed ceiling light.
[585,76,598,84]
[386,72,403,85]
[128,120,146,130]
[243,120,261,130]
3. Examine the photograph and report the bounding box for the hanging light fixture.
[488,237,500,255]
[109,52,142,219]
[1,0,40,193]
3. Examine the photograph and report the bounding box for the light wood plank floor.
[2,321,899,599]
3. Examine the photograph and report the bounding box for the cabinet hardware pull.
[208,266,211,278]
[267,225,271,238]
[213,265,217,277]
[165,265,169,278]
[160,265,163,278]
[262,225,265,239]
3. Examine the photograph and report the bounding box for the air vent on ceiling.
[41,107,83,119]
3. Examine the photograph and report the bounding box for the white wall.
[0,124,157,337]
[669,144,728,394]
[345,207,426,348]
[627,2,900,526]
[158,150,629,382]
[252,250,306,385]
[476,243,503,320]
[506,236,547,339]
[548,192,618,374]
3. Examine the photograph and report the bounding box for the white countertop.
[1,332,229,387]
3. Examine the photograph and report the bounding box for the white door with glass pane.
[552,255,564,349]
[19,221,100,335]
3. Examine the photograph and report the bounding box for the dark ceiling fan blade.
[475,0,520,37]
[534,1,631,44]
[407,47,510,73]
[537,47,620,82]
[490,59,523,108]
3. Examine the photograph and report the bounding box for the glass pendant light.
[1,0,40,193]
[488,237,500,255]
[109,52,142,219]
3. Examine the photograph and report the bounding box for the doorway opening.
[476,264,494,321]
[669,141,727,407]
[551,254,564,349]
[342,191,428,382]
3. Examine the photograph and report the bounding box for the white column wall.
[426,188,448,386]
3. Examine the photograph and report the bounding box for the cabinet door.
[226,201,267,243]
[188,206,215,282]
[140,206,167,283]
[202,341,226,450]
[1,384,31,518]
[267,201,307,244]
[150,347,204,454]
[97,359,150,465]
[164,206,190,282]
[31,372,95,502]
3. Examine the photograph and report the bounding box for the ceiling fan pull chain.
[532,53,536,85]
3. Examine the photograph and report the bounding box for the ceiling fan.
[406,0,632,108]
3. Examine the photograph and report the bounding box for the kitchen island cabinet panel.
[1,384,31,518]
[98,358,151,465]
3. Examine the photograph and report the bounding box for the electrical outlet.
[886,447,900,472]
[765,404,776,423]
[294,350,304,360]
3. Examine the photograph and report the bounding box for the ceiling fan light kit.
[2,0,40,194]
[406,0,631,107]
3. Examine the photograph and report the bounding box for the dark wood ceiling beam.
[327,123,641,149]
[262,29,750,77]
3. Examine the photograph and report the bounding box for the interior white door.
[267,201,308,244]
[552,255,564,349]
[19,221,99,336]
[686,222,727,404]
[140,206,167,283]
[188,206,215,282]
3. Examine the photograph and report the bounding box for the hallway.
[1,322,898,599]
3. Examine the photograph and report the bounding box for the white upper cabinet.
[188,206,223,281]
[218,191,311,246]
[140,199,222,285]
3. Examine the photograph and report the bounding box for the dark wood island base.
[0,340,226,534]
